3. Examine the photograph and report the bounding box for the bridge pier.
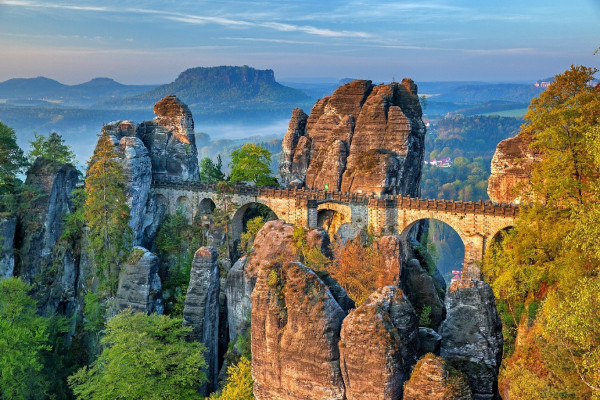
[462,235,485,279]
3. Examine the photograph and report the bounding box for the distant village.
[425,157,453,168]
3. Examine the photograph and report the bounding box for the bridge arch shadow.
[176,195,192,223]
[231,202,279,243]
[199,198,216,214]
[400,218,466,282]
[317,202,356,240]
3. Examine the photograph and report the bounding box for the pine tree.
[28,131,76,165]
[0,121,28,213]
[84,132,132,296]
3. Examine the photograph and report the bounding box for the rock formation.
[339,286,419,400]
[440,280,503,400]
[279,79,426,195]
[401,258,445,330]
[225,255,251,342]
[115,246,163,314]
[183,247,220,395]
[375,235,404,285]
[488,131,539,204]
[14,158,79,312]
[138,95,200,182]
[101,95,201,245]
[0,216,16,279]
[251,261,347,400]
[225,220,351,342]
[99,124,154,246]
[403,354,473,400]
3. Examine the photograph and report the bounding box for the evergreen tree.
[229,143,276,186]
[199,155,225,183]
[28,131,76,165]
[0,121,28,213]
[68,309,207,400]
[84,132,132,296]
[0,278,51,399]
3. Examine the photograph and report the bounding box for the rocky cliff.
[279,79,426,195]
[0,216,16,279]
[488,131,539,204]
[440,280,503,400]
[101,95,200,245]
[183,247,221,395]
[251,261,348,400]
[403,353,473,400]
[115,246,163,314]
[340,286,419,399]
[14,158,80,313]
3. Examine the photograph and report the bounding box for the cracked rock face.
[440,279,503,400]
[100,95,200,245]
[403,354,473,400]
[116,246,163,314]
[0,216,16,279]
[488,131,540,204]
[339,285,419,400]
[251,261,348,400]
[183,246,221,395]
[279,79,426,195]
[14,158,79,313]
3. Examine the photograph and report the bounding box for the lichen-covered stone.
[340,286,419,399]
[251,262,347,400]
[280,108,309,186]
[138,95,200,182]
[440,280,503,400]
[0,216,16,279]
[115,246,163,314]
[488,132,539,204]
[280,79,426,195]
[403,354,473,400]
[375,235,404,285]
[14,158,79,313]
[225,255,252,342]
[183,246,220,395]
[116,136,152,245]
[401,258,445,330]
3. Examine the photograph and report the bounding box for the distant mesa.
[104,65,311,110]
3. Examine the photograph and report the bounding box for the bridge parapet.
[151,179,518,217]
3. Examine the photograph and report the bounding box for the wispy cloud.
[1,1,372,39]
[463,48,536,55]
[222,37,321,45]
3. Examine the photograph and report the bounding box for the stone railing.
[151,177,518,217]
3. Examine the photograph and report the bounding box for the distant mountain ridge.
[103,65,311,109]
[0,76,156,105]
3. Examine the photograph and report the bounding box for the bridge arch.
[175,195,193,222]
[199,197,216,214]
[231,202,280,242]
[317,202,353,239]
[400,218,466,281]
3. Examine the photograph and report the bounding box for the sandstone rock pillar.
[339,286,419,399]
[440,280,503,400]
[183,246,220,395]
[0,216,16,279]
[251,262,347,400]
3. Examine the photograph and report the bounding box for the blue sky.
[0,0,599,84]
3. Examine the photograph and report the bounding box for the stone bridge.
[151,179,518,278]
